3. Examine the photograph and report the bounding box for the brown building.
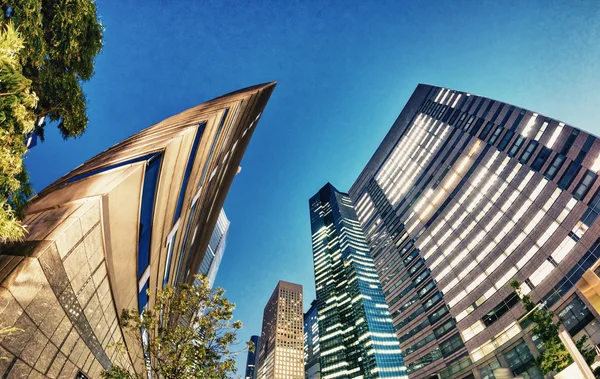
[347,84,600,378]
[0,82,275,378]
[258,280,304,379]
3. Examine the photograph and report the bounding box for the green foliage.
[576,335,597,366]
[8,0,104,138]
[102,276,246,379]
[0,0,102,241]
[511,280,597,375]
[535,338,573,374]
[0,22,36,241]
[100,365,135,379]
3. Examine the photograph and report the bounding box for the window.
[574,170,597,200]
[561,129,580,156]
[138,154,163,279]
[558,161,581,190]
[423,292,443,311]
[174,122,206,222]
[471,118,485,135]
[576,135,595,164]
[456,113,468,128]
[532,146,551,171]
[498,130,515,151]
[559,296,595,336]
[434,319,456,338]
[480,121,495,140]
[508,135,525,157]
[520,140,538,164]
[489,126,503,145]
[404,332,435,356]
[439,333,464,356]
[545,154,566,180]
[479,358,501,379]
[428,305,449,324]
[481,291,519,327]
[463,115,475,131]
[503,341,535,373]
[449,110,461,125]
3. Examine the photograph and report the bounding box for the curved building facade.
[0,83,275,378]
[347,84,600,378]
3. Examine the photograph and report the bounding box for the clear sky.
[24,0,600,374]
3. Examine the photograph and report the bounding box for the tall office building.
[197,208,230,288]
[309,183,408,379]
[258,280,304,379]
[0,83,275,378]
[246,335,261,379]
[347,84,600,378]
[304,300,320,379]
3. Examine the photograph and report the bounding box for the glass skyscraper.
[197,208,230,288]
[246,335,261,379]
[304,300,320,379]
[346,84,600,378]
[309,183,407,379]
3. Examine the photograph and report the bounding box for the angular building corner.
[0,82,275,378]
[347,84,600,378]
[309,183,408,379]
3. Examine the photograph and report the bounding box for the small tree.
[101,276,249,379]
[511,280,596,375]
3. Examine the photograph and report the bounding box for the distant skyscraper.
[0,83,275,378]
[197,208,230,287]
[309,183,407,379]
[304,300,320,379]
[347,84,600,378]
[246,335,261,379]
[258,281,304,379]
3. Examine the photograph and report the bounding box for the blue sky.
[25,0,600,374]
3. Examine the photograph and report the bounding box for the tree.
[6,0,104,139]
[511,280,596,375]
[0,22,36,241]
[101,276,250,379]
[0,0,103,241]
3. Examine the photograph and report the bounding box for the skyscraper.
[347,84,600,378]
[198,208,230,288]
[258,280,304,379]
[309,183,407,379]
[304,300,320,379]
[246,335,261,379]
[0,82,275,378]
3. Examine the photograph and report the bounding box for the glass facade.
[196,208,230,288]
[304,300,320,379]
[346,84,600,377]
[246,335,261,379]
[309,183,407,378]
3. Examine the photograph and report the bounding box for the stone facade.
[0,199,132,378]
